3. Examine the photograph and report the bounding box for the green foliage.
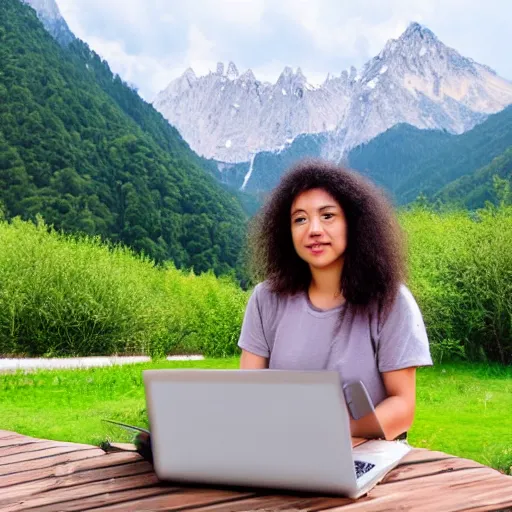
[402,205,512,364]
[347,108,512,205]
[0,218,248,357]
[155,269,249,358]
[246,133,326,193]
[214,133,326,194]
[0,0,247,277]
[2,203,511,364]
[435,147,512,208]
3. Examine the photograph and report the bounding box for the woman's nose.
[308,216,322,235]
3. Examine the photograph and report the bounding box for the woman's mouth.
[307,243,328,254]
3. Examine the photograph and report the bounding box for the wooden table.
[1,429,511,512]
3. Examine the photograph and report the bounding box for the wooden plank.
[0,436,36,448]
[26,488,178,512]
[0,445,99,466]
[0,448,106,476]
[161,450,465,512]
[397,448,455,465]
[381,456,484,483]
[317,467,512,511]
[0,430,23,440]
[0,473,165,511]
[139,494,354,512]
[0,431,93,450]
[0,438,44,449]
[60,458,489,512]
[161,468,512,512]
[75,489,256,512]
[0,461,153,503]
[2,430,510,512]
[0,452,143,487]
[121,461,511,512]
[0,440,96,457]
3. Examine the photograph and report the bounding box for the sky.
[54,0,512,101]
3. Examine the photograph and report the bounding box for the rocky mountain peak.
[22,0,75,46]
[276,66,308,90]
[402,22,437,43]
[183,67,197,81]
[380,22,439,61]
[349,66,359,81]
[153,24,512,164]
[226,62,239,80]
[239,69,256,82]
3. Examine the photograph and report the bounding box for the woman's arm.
[240,349,269,369]
[350,367,416,440]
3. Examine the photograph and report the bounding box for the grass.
[0,359,511,475]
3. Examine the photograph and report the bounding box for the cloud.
[55,0,512,100]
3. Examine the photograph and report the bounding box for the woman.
[238,159,432,440]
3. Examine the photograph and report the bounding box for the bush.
[1,205,510,363]
[0,217,248,357]
[401,205,512,364]
[151,266,248,358]
[0,217,165,356]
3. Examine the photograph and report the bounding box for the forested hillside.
[435,147,512,208]
[347,106,512,205]
[0,0,247,276]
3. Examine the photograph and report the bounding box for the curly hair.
[249,159,406,314]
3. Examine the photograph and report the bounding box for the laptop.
[143,369,411,498]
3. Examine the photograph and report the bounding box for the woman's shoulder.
[394,284,422,313]
[251,280,282,304]
[375,283,425,332]
[250,280,302,314]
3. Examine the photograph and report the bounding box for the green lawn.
[0,360,510,474]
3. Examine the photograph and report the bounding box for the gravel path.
[0,355,204,372]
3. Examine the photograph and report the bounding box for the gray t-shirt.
[238,282,432,407]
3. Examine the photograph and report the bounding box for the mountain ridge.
[155,22,512,163]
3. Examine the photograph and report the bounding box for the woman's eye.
[293,217,306,224]
[323,213,334,220]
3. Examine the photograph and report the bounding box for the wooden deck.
[1,429,511,512]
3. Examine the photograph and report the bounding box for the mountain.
[322,22,512,161]
[348,105,512,204]
[435,147,512,209]
[153,63,352,163]
[154,23,512,164]
[0,0,247,276]
[22,0,75,46]
[220,105,512,204]
[217,133,327,194]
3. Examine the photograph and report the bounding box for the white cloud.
[185,24,218,78]
[54,0,512,99]
[83,36,173,100]
[211,0,266,26]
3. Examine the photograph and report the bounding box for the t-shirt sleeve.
[376,285,433,372]
[237,283,271,358]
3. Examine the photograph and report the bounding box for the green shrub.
[1,204,510,363]
[0,217,166,356]
[0,217,248,357]
[153,266,248,358]
[402,205,512,364]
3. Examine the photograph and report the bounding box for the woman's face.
[290,188,348,272]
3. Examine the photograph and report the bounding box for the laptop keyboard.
[354,460,375,479]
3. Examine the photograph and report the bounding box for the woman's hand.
[350,367,417,440]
